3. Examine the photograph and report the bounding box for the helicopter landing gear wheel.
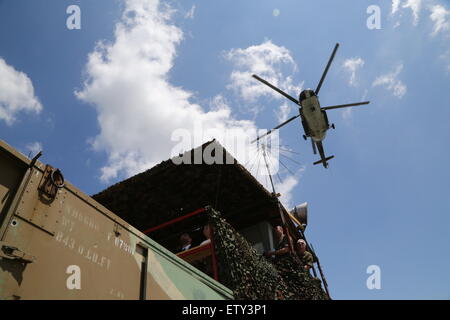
[303,135,307,140]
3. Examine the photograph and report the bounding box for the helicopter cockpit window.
[299,91,307,102]
[299,90,315,102]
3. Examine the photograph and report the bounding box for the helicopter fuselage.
[299,89,329,142]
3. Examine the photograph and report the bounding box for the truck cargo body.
[0,140,232,300]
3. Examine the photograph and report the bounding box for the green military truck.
[0,140,232,300]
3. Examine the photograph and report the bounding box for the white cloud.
[225,40,302,104]
[25,142,42,156]
[372,64,407,98]
[392,0,401,15]
[275,103,291,123]
[0,58,42,125]
[403,0,422,25]
[391,0,422,25]
[185,5,195,19]
[430,4,450,36]
[342,57,365,87]
[275,167,304,208]
[75,1,277,183]
[76,0,260,182]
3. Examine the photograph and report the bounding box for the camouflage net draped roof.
[207,207,328,300]
[91,141,282,249]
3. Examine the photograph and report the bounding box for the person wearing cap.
[296,239,314,271]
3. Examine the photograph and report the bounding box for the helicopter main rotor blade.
[315,43,340,95]
[321,101,370,111]
[251,114,301,144]
[311,138,317,155]
[252,74,300,105]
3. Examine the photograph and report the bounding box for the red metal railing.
[143,207,219,280]
[143,208,206,234]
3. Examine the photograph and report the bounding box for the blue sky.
[1,0,449,299]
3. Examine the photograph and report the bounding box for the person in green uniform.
[296,239,314,272]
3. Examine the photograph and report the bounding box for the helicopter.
[252,43,370,168]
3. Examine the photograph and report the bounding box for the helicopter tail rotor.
[313,155,335,168]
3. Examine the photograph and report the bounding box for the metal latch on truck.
[0,242,35,263]
[38,165,65,203]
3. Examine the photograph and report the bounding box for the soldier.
[264,225,290,259]
[296,239,314,272]
[179,233,193,252]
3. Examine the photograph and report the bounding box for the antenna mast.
[260,143,294,253]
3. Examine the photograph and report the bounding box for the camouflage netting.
[206,207,328,300]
